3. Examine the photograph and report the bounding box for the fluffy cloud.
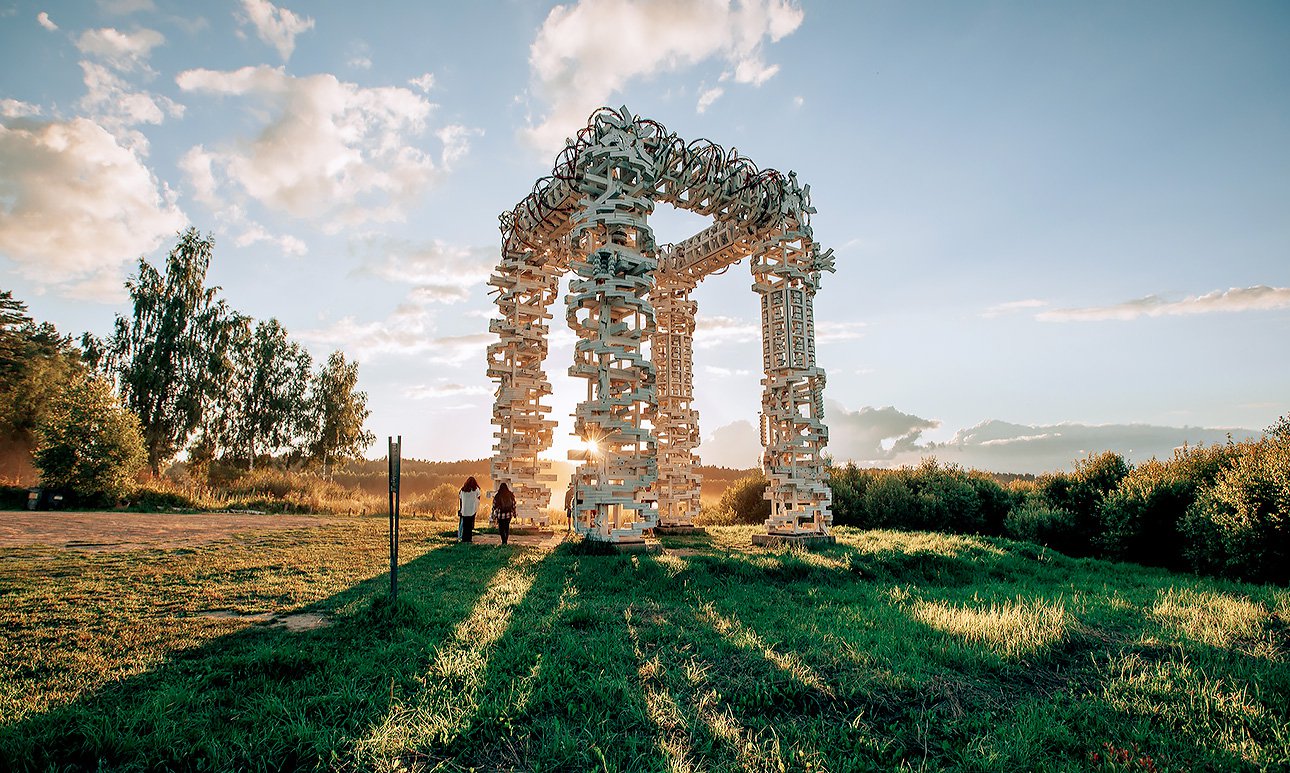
[72,25,180,155]
[0,100,41,118]
[37,11,57,31]
[694,314,759,348]
[297,300,493,364]
[79,60,184,154]
[1037,286,1290,322]
[915,420,1259,474]
[237,0,314,61]
[696,86,724,113]
[525,0,804,151]
[408,73,435,93]
[233,223,306,256]
[821,402,1261,474]
[404,380,493,400]
[176,66,452,227]
[826,402,940,462]
[76,26,165,72]
[697,419,760,468]
[0,117,186,295]
[981,298,1046,319]
[356,238,496,304]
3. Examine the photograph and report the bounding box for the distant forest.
[332,458,761,503]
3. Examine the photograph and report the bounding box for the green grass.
[1,521,1287,771]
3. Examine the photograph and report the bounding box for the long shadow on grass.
[405,541,665,770]
[0,542,513,771]
[639,539,1277,770]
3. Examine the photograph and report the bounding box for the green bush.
[861,471,917,528]
[716,474,771,524]
[1182,432,1290,584]
[1005,497,1079,553]
[906,459,982,534]
[1037,451,1129,556]
[1099,444,1235,569]
[33,374,146,505]
[967,471,1015,536]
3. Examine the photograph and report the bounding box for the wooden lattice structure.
[488,107,835,542]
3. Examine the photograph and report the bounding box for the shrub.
[1182,432,1290,584]
[861,471,917,528]
[1038,451,1129,556]
[1005,497,1079,553]
[716,474,771,524]
[907,459,982,534]
[967,471,1015,536]
[33,374,146,505]
[1099,444,1236,569]
[828,464,887,527]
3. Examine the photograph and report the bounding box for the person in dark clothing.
[492,483,517,545]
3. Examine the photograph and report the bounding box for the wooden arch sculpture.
[487,107,835,543]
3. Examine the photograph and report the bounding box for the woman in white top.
[458,476,482,543]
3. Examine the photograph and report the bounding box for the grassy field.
[1,519,1287,771]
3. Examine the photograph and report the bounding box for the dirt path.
[0,511,342,551]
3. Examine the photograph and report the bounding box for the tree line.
[2,228,374,502]
[715,419,1289,585]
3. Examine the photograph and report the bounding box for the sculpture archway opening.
[487,107,834,543]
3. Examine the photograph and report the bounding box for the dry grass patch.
[1151,587,1279,655]
[911,597,1071,658]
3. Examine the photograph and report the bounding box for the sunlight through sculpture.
[488,107,834,544]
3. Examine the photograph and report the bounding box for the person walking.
[492,483,517,545]
[458,476,481,543]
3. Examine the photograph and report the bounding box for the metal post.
[388,435,401,600]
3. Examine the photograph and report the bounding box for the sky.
[1,0,1287,474]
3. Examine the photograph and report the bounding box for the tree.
[307,351,375,476]
[34,373,146,503]
[97,228,241,474]
[0,292,85,479]
[220,319,313,469]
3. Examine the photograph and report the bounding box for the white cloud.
[237,0,314,61]
[696,86,723,113]
[355,237,495,304]
[348,56,372,70]
[408,73,435,93]
[919,419,1259,474]
[76,27,165,72]
[816,320,866,343]
[79,60,184,154]
[826,401,940,462]
[693,314,759,348]
[36,11,57,31]
[525,0,805,152]
[404,380,492,400]
[234,224,307,256]
[298,299,493,364]
[981,298,1046,318]
[0,100,41,118]
[704,365,751,378]
[176,66,444,226]
[1038,286,1290,322]
[792,95,804,108]
[436,124,481,168]
[0,117,186,296]
[697,419,760,468]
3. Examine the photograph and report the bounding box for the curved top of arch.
[498,106,824,262]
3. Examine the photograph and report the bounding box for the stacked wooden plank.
[489,107,836,542]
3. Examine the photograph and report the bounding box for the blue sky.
[2,0,1287,473]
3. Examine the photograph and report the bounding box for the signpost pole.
[388,436,401,600]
